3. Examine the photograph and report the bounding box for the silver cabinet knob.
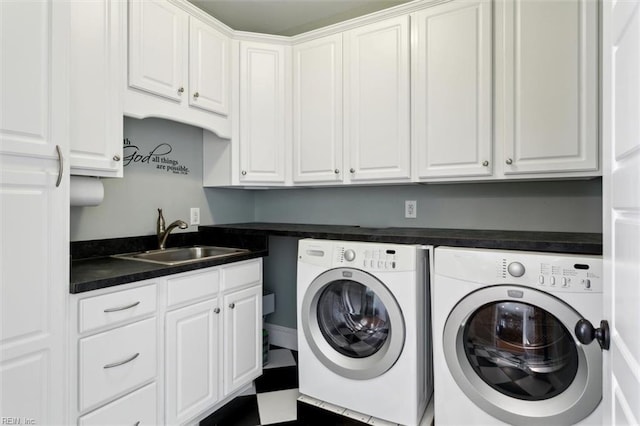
[241,170,247,176]
[334,169,340,174]
[193,92,200,99]
[506,158,513,165]
[349,168,355,173]
[178,87,184,94]
[113,154,121,162]
[229,303,235,309]
[214,307,220,314]
[482,160,489,167]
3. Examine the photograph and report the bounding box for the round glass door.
[301,268,405,380]
[443,285,602,425]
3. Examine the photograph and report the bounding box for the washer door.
[301,268,405,380]
[444,285,602,425]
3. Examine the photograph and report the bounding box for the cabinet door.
[129,0,188,102]
[189,17,229,115]
[239,41,288,184]
[345,16,411,183]
[223,286,262,395]
[497,0,598,174]
[412,1,492,179]
[70,0,124,177]
[293,34,343,184]
[0,2,69,424]
[166,298,221,425]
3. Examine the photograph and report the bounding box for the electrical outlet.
[405,200,417,219]
[190,207,200,225]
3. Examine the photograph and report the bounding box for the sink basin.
[112,246,250,266]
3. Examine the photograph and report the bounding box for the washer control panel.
[437,247,602,293]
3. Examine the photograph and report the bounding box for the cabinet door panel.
[413,1,492,179]
[500,0,598,174]
[129,0,187,101]
[223,286,262,395]
[293,34,343,183]
[239,42,287,183]
[166,299,220,424]
[189,17,229,115]
[345,16,411,182]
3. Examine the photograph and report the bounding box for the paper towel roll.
[70,176,104,206]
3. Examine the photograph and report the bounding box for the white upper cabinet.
[126,0,231,137]
[189,16,229,115]
[70,0,124,177]
[292,34,343,184]
[412,0,492,180]
[344,16,411,183]
[129,0,187,101]
[496,0,598,175]
[238,41,289,185]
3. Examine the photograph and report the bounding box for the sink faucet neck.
[157,208,188,250]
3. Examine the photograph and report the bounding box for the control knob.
[344,249,356,262]
[507,261,526,277]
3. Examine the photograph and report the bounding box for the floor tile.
[199,395,260,426]
[257,389,299,425]
[264,349,297,369]
[255,365,298,393]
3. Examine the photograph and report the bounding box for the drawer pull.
[134,422,141,426]
[103,301,141,313]
[103,352,140,369]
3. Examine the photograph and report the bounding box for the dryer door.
[301,267,405,380]
[443,285,601,425]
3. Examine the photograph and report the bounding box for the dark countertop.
[199,223,602,255]
[72,223,601,294]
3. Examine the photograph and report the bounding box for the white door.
[189,16,229,115]
[223,286,262,395]
[238,41,288,184]
[498,0,598,175]
[345,16,411,183]
[0,1,69,424]
[602,0,640,424]
[165,298,221,425]
[128,0,187,102]
[412,0,492,180]
[292,34,343,184]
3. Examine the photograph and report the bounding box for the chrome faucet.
[157,208,188,250]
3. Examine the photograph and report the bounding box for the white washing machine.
[297,239,433,426]
[433,247,605,426]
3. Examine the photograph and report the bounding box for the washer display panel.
[317,280,390,358]
[463,301,579,401]
[301,268,405,380]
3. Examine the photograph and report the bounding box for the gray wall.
[70,118,255,241]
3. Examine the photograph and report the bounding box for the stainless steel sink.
[112,246,250,266]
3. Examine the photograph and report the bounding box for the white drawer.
[79,284,157,334]
[221,259,262,292]
[79,318,157,412]
[79,382,157,426]
[167,268,220,307]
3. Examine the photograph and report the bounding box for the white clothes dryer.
[297,239,433,426]
[433,247,604,426]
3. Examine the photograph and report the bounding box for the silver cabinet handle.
[349,168,355,173]
[134,422,140,426]
[482,160,489,167]
[178,87,184,94]
[103,352,140,369]
[104,301,140,313]
[241,170,247,176]
[55,145,63,187]
[506,158,513,165]
[193,92,200,99]
[334,169,340,174]
[229,303,235,309]
[214,307,220,314]
[113,154,121,162]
